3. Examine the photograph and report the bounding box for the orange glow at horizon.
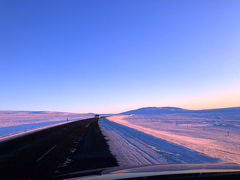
[74,88,240,114]
[162,89,240,110]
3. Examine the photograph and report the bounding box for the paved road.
[0,118,117,180]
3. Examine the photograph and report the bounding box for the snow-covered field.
[0,111,93,141]
[99,107,240,166]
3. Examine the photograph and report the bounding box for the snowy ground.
[99,110,240,166]
[0,111,93,140]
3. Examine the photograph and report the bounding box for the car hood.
[103,162,240,174]
[60,163,240,180]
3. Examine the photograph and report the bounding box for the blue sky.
[1,0,240,113]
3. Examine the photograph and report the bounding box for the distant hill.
[0,110,95,123]
[120,107,240,115]
[121,107,187,115]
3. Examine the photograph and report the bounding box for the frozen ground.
[99,107,240,166]
[0,111,93,140]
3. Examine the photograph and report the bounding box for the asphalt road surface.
[0,118,118,180]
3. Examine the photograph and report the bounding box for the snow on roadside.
[99,117,219,166]
[0,120,70,142]
[100,113,240,165]
[0,111,93,141]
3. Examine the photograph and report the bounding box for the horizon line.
[1,105,240,114]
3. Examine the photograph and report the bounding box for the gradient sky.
[0,0,240,113]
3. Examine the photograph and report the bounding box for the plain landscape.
[1,107,240,167]
[0,111,93,141]
[100,107,240,166]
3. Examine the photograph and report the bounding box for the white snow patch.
[0,111,93,141]
[99,112,240,166]
[99,117,219,166]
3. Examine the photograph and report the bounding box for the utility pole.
[227,130,230,136]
